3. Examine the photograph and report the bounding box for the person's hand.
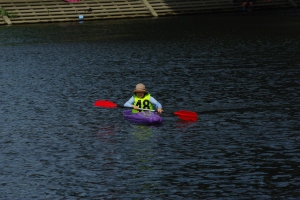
[157,108,163,114]
[133,105,139,110]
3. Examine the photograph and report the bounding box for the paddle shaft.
[94,100,198,121]
[117,104,156,112]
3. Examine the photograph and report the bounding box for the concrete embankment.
[0,0,299,25]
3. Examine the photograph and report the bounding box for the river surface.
[1,10,300,199]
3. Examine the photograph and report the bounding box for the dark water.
[1,11,300,199]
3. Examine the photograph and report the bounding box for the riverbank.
[0,0,299,25]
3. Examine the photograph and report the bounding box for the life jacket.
[132,93,154,113]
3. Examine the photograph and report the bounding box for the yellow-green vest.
[132,93,154,113]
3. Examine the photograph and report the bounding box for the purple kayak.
[123,110,162,125]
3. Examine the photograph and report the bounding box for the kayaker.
[242,0,254,11]
[124,83,163,114]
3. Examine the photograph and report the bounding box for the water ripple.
[1,13,300,199]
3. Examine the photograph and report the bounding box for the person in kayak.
[242,0,254,11]
[124,83,163,114]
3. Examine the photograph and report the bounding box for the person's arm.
[150,97,163,113]
[124,96,134,107]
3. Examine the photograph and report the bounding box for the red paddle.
[94,100,198,121]
[94,100,120,108]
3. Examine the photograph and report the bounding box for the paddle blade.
[94,100,118,108]
[174,110,198,121]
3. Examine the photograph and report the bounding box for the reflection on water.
[130,125,154,141]
[1,11,300,199]
[175,120,198,129]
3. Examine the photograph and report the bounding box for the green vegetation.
[0,8,17,18]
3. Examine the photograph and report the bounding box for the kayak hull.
[123,110,162,125]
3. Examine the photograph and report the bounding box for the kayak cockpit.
[123,110,162,125]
